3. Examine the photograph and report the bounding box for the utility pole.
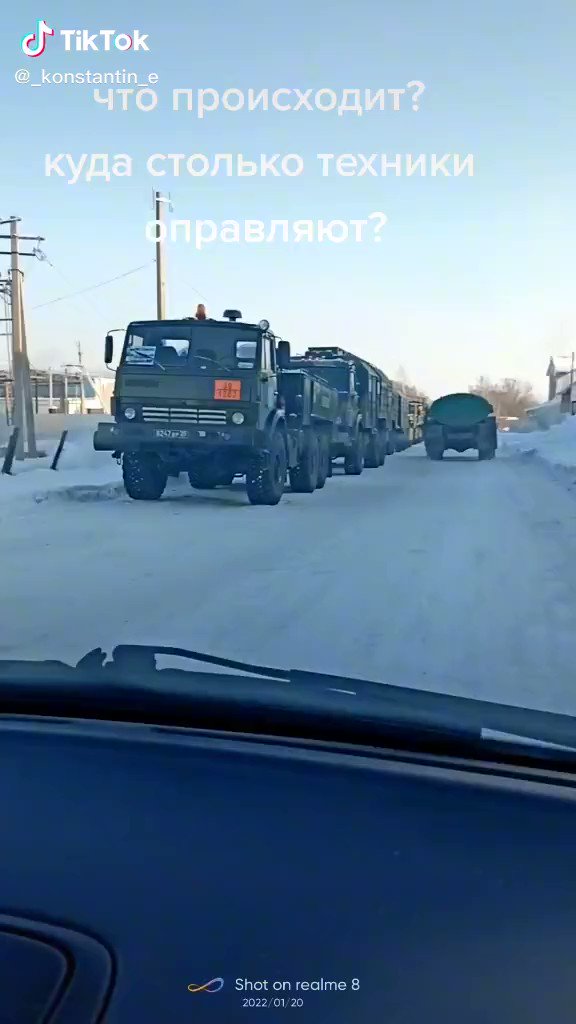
[571,351,575,415]
[18,275,38,456]
[8,219,25,458]
[0,217,44,459]
[155,191,168,319]
[77,341,85,414]
[0,276,11,376]
[0,276,12,427]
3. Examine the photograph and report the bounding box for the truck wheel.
[122,451,167,500]
[364,434,379,469]
[478,447,496,461]
[246,431,287,505]
[426,446,444,461]
[188,463,234,489]
[289,432,319,493]
[316,436,330,489]
[344,432,364,475]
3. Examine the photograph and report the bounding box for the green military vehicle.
[423,392,497,461]
[389,391,410,453]
[289,353,362,474]
[407,397,429,445]
[301,347,392,472]
[93,309,339,505]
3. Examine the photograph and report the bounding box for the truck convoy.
[93,309,418,505]
[423,392,497,461]
[290,347,395,472]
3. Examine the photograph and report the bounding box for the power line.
[31,261,154,310]
[38,250,108,320]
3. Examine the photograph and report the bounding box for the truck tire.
[245,431,287,506]
[426,446,444,461]
[122,451,167,500]
[316,435,330,489]
[344,432,364,475]
[188,463,235,489]
[478,447,496,461]
[378,431,387,466]
[364,434,380,469]
[290,432,319,493]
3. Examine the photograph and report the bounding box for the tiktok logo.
[21,19,54,57]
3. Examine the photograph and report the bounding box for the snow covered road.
[3,446,576,714]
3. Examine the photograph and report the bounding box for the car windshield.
[2,4,575,739]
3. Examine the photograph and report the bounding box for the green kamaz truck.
[301,347,393,471]
[423,392,497,461]
[289,353,364,474]
[93,309,339,505]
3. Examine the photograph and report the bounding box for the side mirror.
[104,334,114,365]
[277,340,291,369]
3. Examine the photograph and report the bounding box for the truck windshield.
[122,324,260,370]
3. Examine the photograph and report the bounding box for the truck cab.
[93,310,339,505]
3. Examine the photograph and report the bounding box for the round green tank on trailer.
[428,393,493,428]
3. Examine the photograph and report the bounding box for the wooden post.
[1,427,20,474]
[50,430,68,470]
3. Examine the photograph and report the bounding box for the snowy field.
[2,421,576,716]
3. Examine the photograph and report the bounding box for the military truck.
[389,391,411,452]
[93,309,339,505]
[289,353,362,474]
[302,347,392,472]
[423,392,497,461]
[407,397,428,445]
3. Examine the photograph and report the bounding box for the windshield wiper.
[189,352,232,373]
[1,645,576,764]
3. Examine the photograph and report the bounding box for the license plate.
[214,379,242,400]
[154,428,189,439]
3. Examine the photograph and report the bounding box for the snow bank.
[0,429,120,505]
[499,415,576,471]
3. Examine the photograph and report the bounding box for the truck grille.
[141,406,228,425]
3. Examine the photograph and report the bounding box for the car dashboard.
[1,712,575,1023]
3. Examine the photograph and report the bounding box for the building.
[1,367,115,424]
[546,357,575,409]
[523,357,575,429]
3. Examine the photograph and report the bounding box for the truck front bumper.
[93,421,262,453]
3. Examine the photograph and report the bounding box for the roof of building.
[547,356,573,376]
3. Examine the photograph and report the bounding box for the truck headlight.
[231,412,245,425]
[124,407,136,420]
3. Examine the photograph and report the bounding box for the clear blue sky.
[3,0,576,399]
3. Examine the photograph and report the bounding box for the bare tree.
[393,380,430,403]
[469,377,537,418]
